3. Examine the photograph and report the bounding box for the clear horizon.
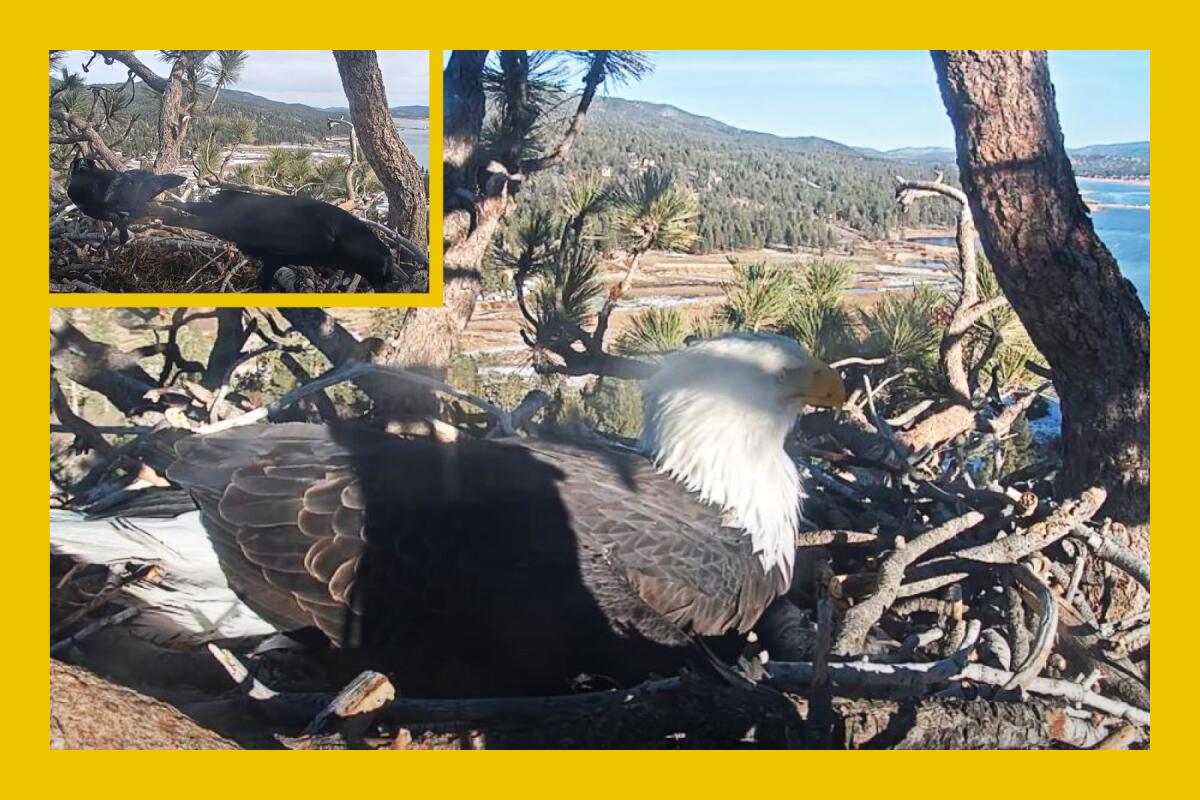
[52,50,429,108]
[56,51,1149,149]
[599,50,1149,151]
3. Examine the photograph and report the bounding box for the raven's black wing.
[67,170,113,218]
[168,193,340,261]
[106,170,185,214]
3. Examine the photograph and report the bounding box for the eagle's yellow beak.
[783,361,846,409]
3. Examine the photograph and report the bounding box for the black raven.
[165,191,397,291]
[66,157,186,244]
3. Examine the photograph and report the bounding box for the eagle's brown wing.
[169,424,585,650]
[525,441,790,638]
[168,425,787,652]
[168,424,367,642]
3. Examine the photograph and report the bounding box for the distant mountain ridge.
[591,97,868,159]
[64,80,429,121]
[323,104,430,119]
[858,141,1149,160]
[52,78,429,159]
[1069,141,1150,158]
[520,96,963,251]
[855,145,956,161]
[519,95,1148,252]
[855,141,1150,179]
[590,97,1148,170]
[215,87,339,118]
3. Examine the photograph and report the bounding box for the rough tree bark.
[390,51,505,375]
[51,660,236,750]
[332,51,429,249]
[932,51,1150,526]
[201,309,249,391]
[443,51,488,176]
[154,52,205,174]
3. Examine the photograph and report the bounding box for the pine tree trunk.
[333,50,429,248]
[50,309,158,415]
[152,51,210,174]
[383,51,506,377]
[388,51,610,380]
[153,58,187,174]
[932,50,1150,526]
[91,51,209,174]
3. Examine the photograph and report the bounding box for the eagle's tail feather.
[686,635,758,688]
[50,509,274,645]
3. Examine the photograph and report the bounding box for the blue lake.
[1077,179,1149,309]
[396,128,430,168]
[910,179,1149,309]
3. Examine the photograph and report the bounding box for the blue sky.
[607,50,1149,150]
[54,50,429,107]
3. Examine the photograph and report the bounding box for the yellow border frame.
[8,18,1180,786]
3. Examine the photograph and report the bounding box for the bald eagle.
[51,333,845,696]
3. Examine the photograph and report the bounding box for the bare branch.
[50,376,115,457]
[833,510,985,656]
[92,51,170,92]
[196,361,516,437]
[1072,524,1150,591]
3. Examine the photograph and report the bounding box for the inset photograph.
[49,50,430,294]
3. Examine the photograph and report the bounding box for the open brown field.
[459,228,961,374]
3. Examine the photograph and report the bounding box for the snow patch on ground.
[619,295,714,310]
[1027,397,1062,445]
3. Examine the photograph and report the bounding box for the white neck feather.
[640,335,803,577]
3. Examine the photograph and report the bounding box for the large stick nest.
[50,216,429,295]
[49,309,1149,750]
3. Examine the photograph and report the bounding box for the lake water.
[909,179,1149,309]
[394,120,430,168]
[910,236,958,248]
[399,133,429,167]
[1077,179,1149,309]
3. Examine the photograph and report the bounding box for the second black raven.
[67,157,186,244]
[165,191,398,291]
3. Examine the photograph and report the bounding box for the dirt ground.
[461,229,960,371]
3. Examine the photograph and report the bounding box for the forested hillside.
[520,97,961,253]
[49,77,430,161]
[861,141,1151,180]
[325,104,430,119]
[514,98,1150,254]
[1067,142,1151,179]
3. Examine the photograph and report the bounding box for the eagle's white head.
[640,332,846,577]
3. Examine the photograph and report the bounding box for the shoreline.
[1077,175,1151,187]
[1090,202,1150,212]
